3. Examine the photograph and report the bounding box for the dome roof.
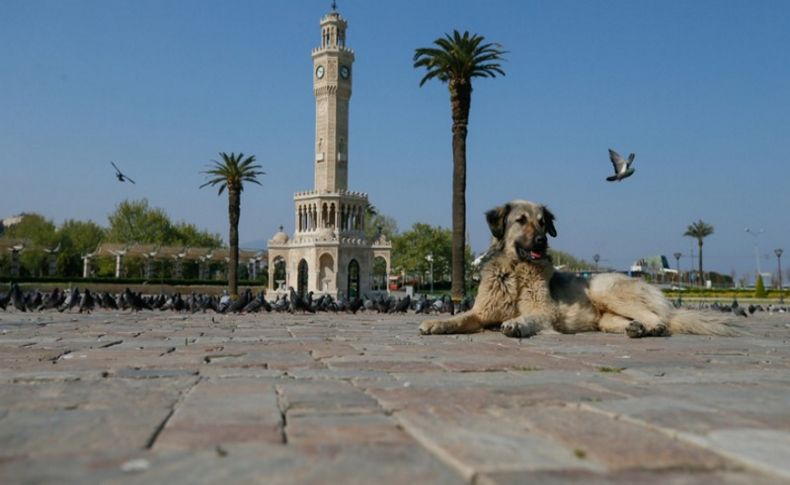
[271,226,289,244]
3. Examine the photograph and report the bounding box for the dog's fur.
[419,199,736,338]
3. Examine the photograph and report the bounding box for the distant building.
[1,213,27,232]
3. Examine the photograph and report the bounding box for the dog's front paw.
[420,319,449,335]
[501,318,543,338]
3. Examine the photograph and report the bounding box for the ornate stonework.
[267,7,391,298]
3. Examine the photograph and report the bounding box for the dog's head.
[485,200,557,263]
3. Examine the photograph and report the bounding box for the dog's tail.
[669,310,742,336]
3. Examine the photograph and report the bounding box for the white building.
[267,5,391,298]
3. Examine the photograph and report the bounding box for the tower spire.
[331,0,337,11]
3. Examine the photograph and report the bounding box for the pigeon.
[288,287,307,313]
[78,289,95,313]
[606,149,635,182]
[348,296,363,314]
[111,161,135,184]
[10,283,27,312]
[0,288,10,311]
[393,294,411,313]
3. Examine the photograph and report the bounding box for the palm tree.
[684,220,714,286]
[414,30,506,300]
[200,152,264,297]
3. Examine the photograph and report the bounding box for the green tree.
[172,221,223,247]
[755,273,767,298]
[2,213,58,276]
[107,199,175,244]
[200,152,264,297]
[364,208,398,242]
[57,219,105,277]
[414,30,506,300]
[392,223,474,291]
[684,220,714,286]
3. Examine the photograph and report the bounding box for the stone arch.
[272,257,286,289]
[347,259,360,298]
[373,255,388,291]
[318,253,335,293]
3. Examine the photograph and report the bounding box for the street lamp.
[745,228,764,280]
[593,254,600,272]
[776,248,784,303]
[425,253,434,294]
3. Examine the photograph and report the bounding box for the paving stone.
[154,377,283,449]
[277,379,382,416]
[503,405,731,472]
[477,468,784,485]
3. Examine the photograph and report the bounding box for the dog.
[419,199,736,338]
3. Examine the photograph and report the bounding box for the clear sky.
[1,0,788,281]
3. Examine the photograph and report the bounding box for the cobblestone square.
[1,311,789,484]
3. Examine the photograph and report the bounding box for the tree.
[2,213,58,276]
[414,30,506,300]
[200,152,264,297]
[391,223,475,291]
[107,199,174,244]
[172,221,223,248]
[57,219,105,277]
[364,205,398,242]
[684,220,714,286]
[755,273,767,298]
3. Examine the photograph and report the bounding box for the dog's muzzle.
[515,237,548,262]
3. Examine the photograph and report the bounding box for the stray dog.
[420,200,736,338]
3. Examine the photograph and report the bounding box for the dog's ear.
[485,203,511,240]
[543,207,557,237]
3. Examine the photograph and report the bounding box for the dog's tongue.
[530,251,543,259]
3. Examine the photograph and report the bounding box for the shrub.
[755,274,767,298]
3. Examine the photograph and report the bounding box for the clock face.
[340,65,350,79]
[316,65,325,79]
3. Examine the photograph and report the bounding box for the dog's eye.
[516,215,528,225]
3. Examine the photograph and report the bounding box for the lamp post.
[776,248,784,303]
[593,253,600,272]
[425,254,434,294]
[745,228,764,281]
[673,252,682,306]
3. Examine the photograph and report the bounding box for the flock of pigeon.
[0,282,472,316]
[694,300,789,318]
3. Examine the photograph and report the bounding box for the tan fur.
[419,199,737,339]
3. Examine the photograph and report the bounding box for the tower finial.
[331,0,337,11]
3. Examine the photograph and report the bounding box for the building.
[267,5,391,298]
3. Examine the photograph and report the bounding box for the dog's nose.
[535,235,547,246]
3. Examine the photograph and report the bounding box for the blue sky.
[1,0,788,281]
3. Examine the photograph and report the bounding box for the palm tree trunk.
[449,80,471,300]
[228,188,241,297]
[698,240,704,287]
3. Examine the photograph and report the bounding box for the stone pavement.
[0,310,789,484]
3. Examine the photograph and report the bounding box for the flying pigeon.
[606,149,635,182]
[111,161,136,184]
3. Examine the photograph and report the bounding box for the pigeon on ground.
[111,161,136,184]
[288,287,307,313]
[78,289,95,314]
[606,149,635,182]
[348,296,363,314]
[393,294,411,313]
[0,288,10,310]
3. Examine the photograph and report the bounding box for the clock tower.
[312,7,354,192]
[267,4,391,299]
